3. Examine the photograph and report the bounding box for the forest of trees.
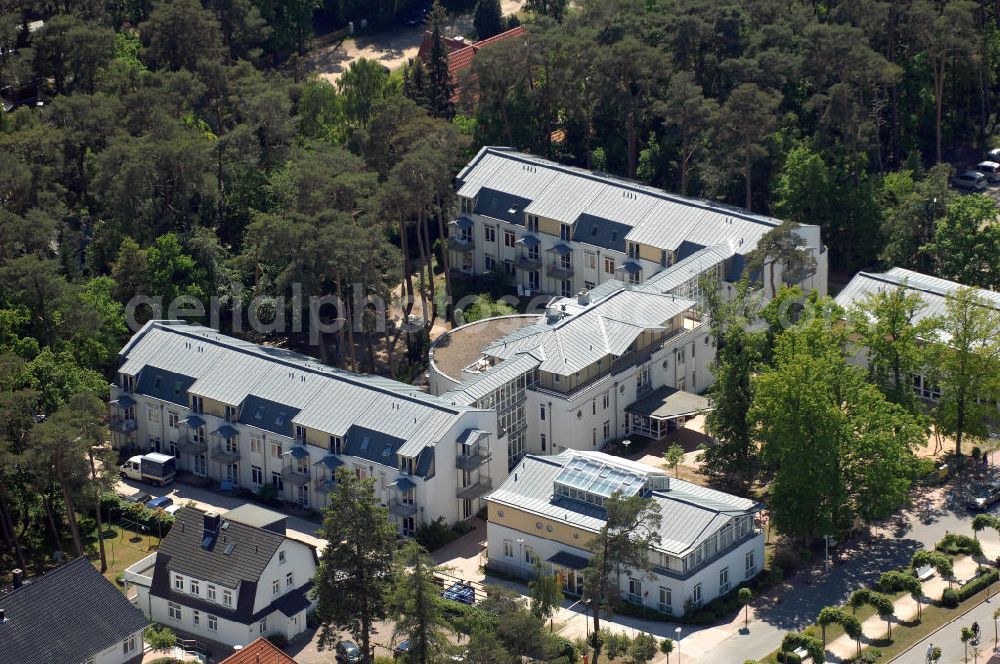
[3,0,1000,607]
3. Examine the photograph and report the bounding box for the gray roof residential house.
[126,506,318,648]
[0,557,148,664]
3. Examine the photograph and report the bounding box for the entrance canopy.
[626,386,711,421]
[547,551,589,571]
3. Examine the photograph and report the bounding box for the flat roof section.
[429,314,537,383]
[626,386,711,421]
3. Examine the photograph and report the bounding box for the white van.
[977,161,1000,183]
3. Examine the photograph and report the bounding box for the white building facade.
[449,146,827,302]
[486,451,764,616]
[110,321,507,530]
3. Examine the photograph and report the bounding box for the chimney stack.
[11,569,23,589]
[577,289,590,306]
[203,511,221,534]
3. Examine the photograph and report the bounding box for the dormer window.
[275,412,286,427]
[191,396,203,414]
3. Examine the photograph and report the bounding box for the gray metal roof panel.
[489,452,759,555]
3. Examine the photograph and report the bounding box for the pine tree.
[473,0,503,40]
[426,2,453,119]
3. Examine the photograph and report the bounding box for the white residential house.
[486,450,764,617]
[835,267,1000,407]
[448,146,827,302]
[110,320,507,531]
[124,505,317,648]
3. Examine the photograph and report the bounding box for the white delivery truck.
[119,453,177,486]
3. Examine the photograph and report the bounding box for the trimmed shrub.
[776,652,803,664]
[877,570,921,594]
[958,567,999,601]
[940,587,959,608]
[936,533,983,557]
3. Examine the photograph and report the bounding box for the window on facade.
[279,550,286,564]
[659,587,673,614]
[168,411,178,428]
[692,583,703,606]
[628,578,642,603]
[745,551,757,579]
[485,254,496,270]
[223,590,233,607]
[527,215,539,232]
[661,250,670,267]
[272,472,283,491]
[251,465,263,485]
[193,426,206,445]
[627,242,639,259]
[603,420,610,440]
[585,251,596,269]
[272,579,280,595]
[148,404,160,423]
[174,575,184,591]
[207,585,216,601]
[190,580,200,596]
[485,225,496,242]
[561,280,572,297]
[191,395,203,413]
[540,433,546,451]
[504,259,515,275]
[719,567,730,594]
[271,442,282,458]
[192,610,200,626]
[560,224,570,240]
[194,454,206,475]
[123,634,137,654]
[295,425,305,442]
[224,405,237,422]
[628,269,640,284]
[504,230,516,247]
[168,602,182,621]
[208,615,218,631]
[604,257,615,274]
[250,435,263,455]
[286,572,294,588]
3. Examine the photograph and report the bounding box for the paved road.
[695,486,998,664]
[892,592,1000,664]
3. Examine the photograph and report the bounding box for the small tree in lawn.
[313,468,398,663]
[528,560,562,630]
[662,444,685,478]
[738,587,752,630]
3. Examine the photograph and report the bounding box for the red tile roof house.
[418,26,528,102]
[219,636,298,664]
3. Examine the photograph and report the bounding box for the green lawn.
[79,516,160,586]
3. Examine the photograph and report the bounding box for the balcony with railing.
[456,477,492,500]
[176,431,207,455]
[388,499,418,517]
[516,254,542,270]
[449,235,474,252]
[545,262,574,279]
[111,417,137,433]
[213,443,240,462]
[456,450,490,470]
[281,466,311,486]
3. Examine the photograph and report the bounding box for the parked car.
[978,161,1000,183]
[123,491,151,505]
[967,481,1000,510]
[988,148,1000,162]
[145,496,174,510]
[393,640,411,659]
[953,170,988,191]
[336,641,364,664]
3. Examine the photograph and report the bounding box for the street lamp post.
[622,439,631,458]
[675,627,682,664]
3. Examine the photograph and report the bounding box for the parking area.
[115,478,328,551]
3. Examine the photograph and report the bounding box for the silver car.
[978,161,1000,183]
[953,170,988,191]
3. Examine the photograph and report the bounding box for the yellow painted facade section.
[487,499,596,548]
[538,217,567,238]
[200,397,227,418]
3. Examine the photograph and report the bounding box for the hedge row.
[957,567,999,602]
[99,493,175,535]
